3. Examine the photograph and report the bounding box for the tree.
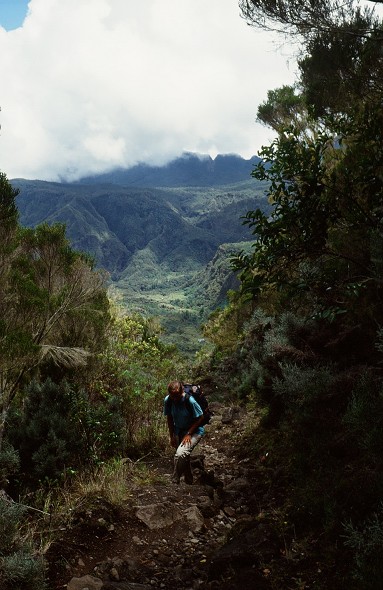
[0,174,19,321]
[239,0,382,37]
[234,0,383,323]
[0,176,110,449]
[234,96,383,324]
[299,16,383,117]
[0,172,18,229]
[241,0,383,121]
[232,126,335,301]
[257,85,307,133]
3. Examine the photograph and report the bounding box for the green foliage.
[233,96,383,341]
[263,311,314,355]
[0,173,19,229]
[343,505,383,589]
[343,373,383,456]
[202,1,383,586]
[0,211,111,450]
[8,378,124,484]
[273,362,334,411]
[257,85,307,132]
[202,303,383,519]
[299,15,383,118]
[0,443,20,488]
[201,306,320,405]
[203,306,238,353]
[232,125,335,301]
[4,302,183,488]
[236,0,383,334]
[1,549,46,590]
[88,308,185,457]
[0,498,46,590]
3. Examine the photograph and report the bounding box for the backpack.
[166,383,213,426]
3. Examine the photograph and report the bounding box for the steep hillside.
[185,242,254,312]
[14,179,265,278]
[13,156,267,354]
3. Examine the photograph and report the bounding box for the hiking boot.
[184,461,194,484]
[184,471,194,485]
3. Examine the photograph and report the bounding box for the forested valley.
[2,0,383,588]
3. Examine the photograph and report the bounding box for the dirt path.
[46,399,345,590]
[47,403,267,589]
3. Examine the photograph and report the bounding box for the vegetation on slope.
[193,1,383,587]
[15,176,267,355]
[2,2,383,588]
[0,172,187,588]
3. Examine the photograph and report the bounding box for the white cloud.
[0,0,297,181]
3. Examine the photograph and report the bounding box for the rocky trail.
[46,403,332,590]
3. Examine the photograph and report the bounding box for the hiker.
[164,380,205,484]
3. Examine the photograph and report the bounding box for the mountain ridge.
[73,152,261,188]
[12,154,266,353]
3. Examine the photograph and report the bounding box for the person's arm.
[167,415,177,448]
[181,414,205,445]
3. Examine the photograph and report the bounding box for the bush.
[0,443,20,488]
[0,498,26,555]
[273,362,334,410]
[344,505,383,589]
[0,497,46,589]
[343,372,383,457]
[1,549,46,590]
[8,378,124,484]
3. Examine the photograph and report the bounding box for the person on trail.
[164,380,205,484]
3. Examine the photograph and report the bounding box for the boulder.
[135,502,182,529]
[183,505,205,532]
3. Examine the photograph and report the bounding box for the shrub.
[343,505,383,589]
[273,362,334,410]
[343,372,383,457]
[0,443,20,488]
[1,549,46,590]
[0,498,26,556]
[8,378,124,484]
[0,497,46,589]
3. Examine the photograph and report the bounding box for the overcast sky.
[0,0,297,181]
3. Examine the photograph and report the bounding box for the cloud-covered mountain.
[14,153,265,279]
[76,153,261,188]
[13,153,268,352]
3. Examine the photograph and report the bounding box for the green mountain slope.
[14,178,266,277]
[13,157,267,354]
